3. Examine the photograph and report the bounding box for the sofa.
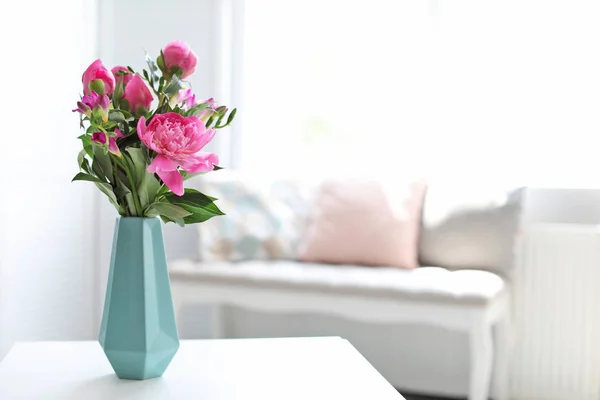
[165,172,524,400]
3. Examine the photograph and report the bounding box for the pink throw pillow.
[298,178,426,269]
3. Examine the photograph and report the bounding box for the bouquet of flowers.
[72,41,235,226]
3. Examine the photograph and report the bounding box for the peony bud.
[111,65,133,87]
[162,41,198,79]
[123,75,153,114]
[82,59,115,96]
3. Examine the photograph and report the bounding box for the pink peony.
[137,113,218,196]
[82,59,115,96]
[91,129,124,156]
[111,65,133,87]
[123,75,153,113]
[162,41,198,79]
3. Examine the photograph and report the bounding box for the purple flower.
[91,129,125,156]
[171,88,198,110]
[198,98,217,122]
[73,92,110,123]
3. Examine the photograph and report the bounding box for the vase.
[99,217,179,380]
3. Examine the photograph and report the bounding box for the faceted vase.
[99,217,179,380]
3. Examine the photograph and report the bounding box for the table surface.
[0,337,404,400]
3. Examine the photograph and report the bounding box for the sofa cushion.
[298,178,426,269]
[419,184,525,275]
[170,260,506,306]
[195,172,309,262]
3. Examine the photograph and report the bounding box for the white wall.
[0,0,98,359]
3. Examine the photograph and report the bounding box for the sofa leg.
[493,318,512,400]
[211,304,226,339]
[469,320,494,400]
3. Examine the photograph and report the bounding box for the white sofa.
[166,175,523,400]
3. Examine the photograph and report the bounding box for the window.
[241,1,600,187]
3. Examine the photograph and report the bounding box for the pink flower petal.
[137,116,151,148]
[179,152,219,173]
[147,154,179,173]
[97,94,110,110]
[157,169,184,196]
[91,132,106,145]
[114,128,124,138]
[123,75,153,112]
[107,137,121,157]
[187,125,216,154]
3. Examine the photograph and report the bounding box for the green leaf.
[139,172,160,210]
[118,133,141,148]
[185,103,211,117]
[170,66,183,78]
[113,80,124,109]
[164,188,224,224]
[204,114,216,128]
[93,144,114,184]
[108,110,126,123]
[95,182,122,213]
[72,172,105,184]
[145,52,160,83]
[125,192,136,215]
[147,202,192,218]
[77,149,86,169]
[119,109,134,121]
[157,53,165,73]
[113,183,131,199]
[216,108,237,129]
[124,147,147,188]
[164,75,184,95]
[79,134,93,157]
[117,169,131,191]
[146,52,159,73]
[80,158,91,174]
[159,215,185,227]
[145,202,191,226]
[213,113,226,128]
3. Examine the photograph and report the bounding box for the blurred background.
[2,1,600,399]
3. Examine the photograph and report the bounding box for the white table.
[0,337,404,400]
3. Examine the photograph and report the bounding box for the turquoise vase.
[99,217,179,380]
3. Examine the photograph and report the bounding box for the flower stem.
[116,156,143,216]
[126,165,143,216]
[111,158,130,217]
